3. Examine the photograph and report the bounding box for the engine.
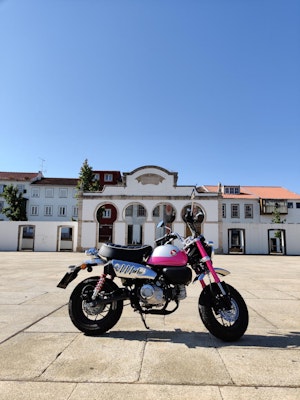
[139,283,164,305]
[138,282,187,307]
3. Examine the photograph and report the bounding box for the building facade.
[0,166,300,254]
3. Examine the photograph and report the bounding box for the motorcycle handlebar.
[155,233,178,246]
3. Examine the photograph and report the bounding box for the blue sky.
[1,0,299,193]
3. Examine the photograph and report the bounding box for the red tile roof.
[202,185,300,200]
[31,177,79,186]
[0,172,41,182]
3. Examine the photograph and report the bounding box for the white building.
[0,166,300,254]
[77,165,219,251]
[0,172,79,222]
[203,184,300,255]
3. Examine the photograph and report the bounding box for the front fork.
[197,267,232,310]
[195,241,229,296]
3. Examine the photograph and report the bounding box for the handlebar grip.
[155,233,178,246]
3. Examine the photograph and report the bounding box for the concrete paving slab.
[0,252,299,400]
[220,387,300,400]
[246,298,300,329]
[139,333,232,385]
[0,332,78,380]
[41,333,146,382]
[69,382,223,400]
[25,306,79,333]
[219,347,300,386]
[0,304,64,343]
[0,381,77,400]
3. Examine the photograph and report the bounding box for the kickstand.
[139,311,150,330]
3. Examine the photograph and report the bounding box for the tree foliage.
[271,206,286,224]
[2,184,28,221]
[77,159,100,192]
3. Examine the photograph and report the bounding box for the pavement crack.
[136,334,148,383]
[36,334,79,379]
[216,348,235,385]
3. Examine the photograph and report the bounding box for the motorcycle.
[57,210,249,342]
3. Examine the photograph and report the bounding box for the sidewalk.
[0,252,299,399]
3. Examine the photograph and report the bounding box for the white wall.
[0,221,78,252]
[222,223,300,255]
[1,220,299,255]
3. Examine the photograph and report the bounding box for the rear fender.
[57,258,105,289]
[57,266,81,289]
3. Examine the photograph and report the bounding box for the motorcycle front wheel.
[198,283,248,342]
[69,276,123,336]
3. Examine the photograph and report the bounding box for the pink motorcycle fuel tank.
[147,244,188,267]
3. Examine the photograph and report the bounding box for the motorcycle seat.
[99,243,153,263]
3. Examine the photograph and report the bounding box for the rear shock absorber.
[92,273,106,300]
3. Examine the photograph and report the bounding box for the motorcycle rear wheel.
[198,283,248,342]
[69,276,123,336]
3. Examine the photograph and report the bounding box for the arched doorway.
[124,203,147,245]
[181,203,204,237]
[97,204,117,246]
[152,203,176,240]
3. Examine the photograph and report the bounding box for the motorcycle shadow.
[91,329,300,349]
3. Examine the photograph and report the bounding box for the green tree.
[271,204,285,239]
[76,159,100,192]
[271,205,286,224]
[2,184,27,221]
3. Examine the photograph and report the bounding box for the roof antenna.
[39,158,47,175]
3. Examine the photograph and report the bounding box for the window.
[153,206,160,217]
[61,227,72,240]
[261,199,288,214]
[231,204,240,218]
[222,204,226,218]
[31,206,39,216]
[104,174,113,182]
[58,206,67,217]
[72,206,78,218]
[245,204,253,218]
[31,188,40,198]
[125,205,133,216]
[102,209,111,218]
[44,206,53,216]
[59,188,68,198]
[22,226,34,239]
[137,205,146,217]
[45,188,54,198]
[296,203,300,209]
[0,184,6,194]
[287,202,293,208]
[17,184,25,193]
[224,186,240,194]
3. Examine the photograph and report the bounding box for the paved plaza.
[0,251,299,399]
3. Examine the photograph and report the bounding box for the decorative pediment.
[136,173,165,185]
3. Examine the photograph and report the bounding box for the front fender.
[214,267,230,277]
[196,267,230,282]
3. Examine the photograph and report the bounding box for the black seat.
[99,243,153,263]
